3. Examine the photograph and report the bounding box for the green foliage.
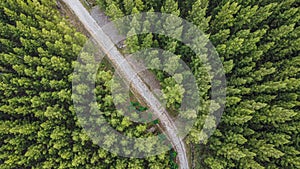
[105,2,124,20]
[1,0,299,168]
[0,0,171,168]
[97,0,300,168]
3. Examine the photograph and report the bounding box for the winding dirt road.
[61,0,189,168]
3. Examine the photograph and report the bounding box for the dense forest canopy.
[0,0,299,168]
[100,0,299,168]
[0,0,172,168]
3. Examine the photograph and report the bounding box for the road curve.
[61,0,189,168]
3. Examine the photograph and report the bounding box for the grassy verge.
[79,0,93,10]
[57,0,90,37]
[186,142,193,169]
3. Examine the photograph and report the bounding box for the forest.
[0,0,299,168]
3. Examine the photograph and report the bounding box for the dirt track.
[60,0,190,168]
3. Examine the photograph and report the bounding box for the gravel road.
[61,0,189,168]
